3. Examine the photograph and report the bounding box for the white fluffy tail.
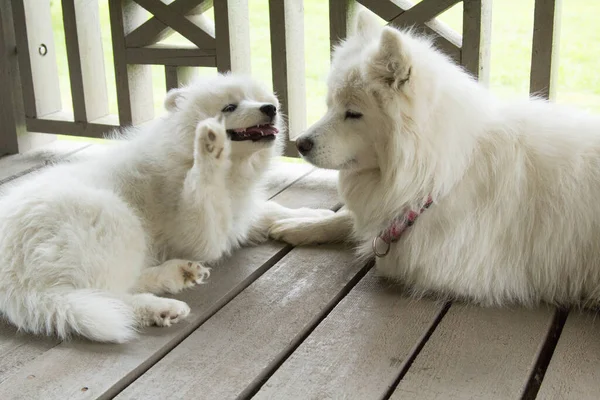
[2,288,137,343]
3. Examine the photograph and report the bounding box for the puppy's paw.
[152,298,191,327]
[195,116,229,162]
[135,295,191,328]
[269,217,321,246]
[180,261,211,287]
[157,259,211,294]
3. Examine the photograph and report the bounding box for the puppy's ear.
[369,27,412,90]
[353,8,382,39]
[164,87,187,112]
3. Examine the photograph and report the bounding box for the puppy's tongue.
[234,125,279,136]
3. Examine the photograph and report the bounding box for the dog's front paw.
[152,298,191,327]
[269,218,320,246]
[194,116,230,162]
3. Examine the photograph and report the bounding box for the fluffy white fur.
[0,74,332,342]
[270,11,600,307]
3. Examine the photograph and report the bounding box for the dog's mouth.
[227,124,279,142]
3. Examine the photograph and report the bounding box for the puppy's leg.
[174,117,233,260]
[135,259,211,294]
[268,207,355,246]
[123,293,191,328]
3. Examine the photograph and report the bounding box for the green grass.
[48,0,600,133]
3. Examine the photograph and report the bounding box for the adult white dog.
[270,11,600,307]
[0,74,331,342]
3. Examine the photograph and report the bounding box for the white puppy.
[0,74,331,342]
[270,11,600,307]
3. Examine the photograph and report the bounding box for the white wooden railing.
[0,0,561,157]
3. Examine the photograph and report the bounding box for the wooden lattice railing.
[0,0,561,157]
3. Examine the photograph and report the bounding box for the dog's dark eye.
[345,110,363,120]
[222,104,237,112]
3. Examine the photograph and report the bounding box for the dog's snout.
[296,137,314,156]
[260,104,277,119]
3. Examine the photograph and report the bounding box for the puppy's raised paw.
[195,116,229,161]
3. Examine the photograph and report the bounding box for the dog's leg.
[267,207,355,246]
[246,200,335,244]
[247,202,353,245]
[175,117,233,260]
[135,259,211,294]
[122,293,191,328]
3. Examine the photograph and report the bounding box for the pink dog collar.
[372,196,433,257]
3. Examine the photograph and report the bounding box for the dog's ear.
[353,8,381,39]
[369,27,412,90]
[164,87,187,112]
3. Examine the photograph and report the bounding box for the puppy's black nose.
[296,137,314,155]
[260,104,277,119]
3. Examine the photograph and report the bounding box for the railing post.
[530,0,562,99]
[109,0,155,126]
[462,0,492,84]
[0,0,24,155]
[329,0,357,52]
[62,0,110,123]
[214,0,251,73]
[165,66,199,91]
[269,0,306,157]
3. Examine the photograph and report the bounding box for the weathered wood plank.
[126,47,216,66]
[108,0,154,126]
[358,0,402,22]
[530,0,562,99]
[255,270,446,399]
[264,160,313,198]
[125,0,214,48]
[0,141,91,185]
[0,0,24,155]
[0,322,59,386]
[269,0,306,157]
[386,0,461,62]
[536,311,600,400]
[0,167,338,400]
[214,0,251,72]
[116,243,366,400]
[266,168,339,208]
[461,0,492,83]
[25,118,118,139]
[389,304,556,399]
[133,0,215,49]
[390,0,461,27]
[61,0,109,122]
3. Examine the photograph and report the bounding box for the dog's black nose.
[260,104,277,119]
[296,137,314,155]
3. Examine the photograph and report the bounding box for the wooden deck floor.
[0,141,599,400]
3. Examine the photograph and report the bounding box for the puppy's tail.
[1,288,137,343]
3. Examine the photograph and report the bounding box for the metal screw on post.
[38,44,47,56]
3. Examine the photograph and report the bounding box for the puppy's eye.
[222,104,237,112]
[344,110,363,120]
